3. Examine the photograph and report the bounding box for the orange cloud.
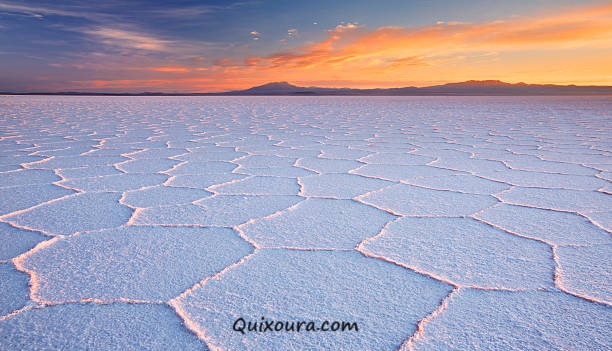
[84,27,171,51]
[76,3,612,92]
[177,3,598,89]
[257,3,612,70]
[83,77,234,92]
[149,66,190,73]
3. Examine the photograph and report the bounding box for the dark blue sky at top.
[0,0,605,91]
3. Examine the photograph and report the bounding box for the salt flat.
[0,96,610,350]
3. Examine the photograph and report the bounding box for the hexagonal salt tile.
[352,164,461,182]
[59,173,168,192]
[0,263,30,316]
[116,158,180,173]
[361,217,552,289]
[360,152,435,165]
[360,184,497,216]
[404,174,509,195]
[242,198,395,249]
[133,195,301,227]
[475,203,611,245]
[174,150,247,162]
[56,165,123,179]
[581,211,612,232]
[236,155,297,168]
[4,192,132,235]
[0,222,47,260]
[476,169,606,190]
[557,244,611,304]
[174,250,453,351]
[211,176,299,195]
[235,166,315,178]
[0,304,207,350]
[166,161,237,175]
[300,173,394,199]
[122,186,212,207]
[166,173,248,189]
[127,148,188,159]
[20,226,253,301]
[0,169,62,187]
[411,289,611,351]
[296,157,363,173]
[25,155,128,169]
[498,187,612,212]
[0,184,75,216]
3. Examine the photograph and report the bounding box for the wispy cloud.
[146,3,608,90]
[0,2,175,53]
[83,27,171,51]
[332,22,362,32]
[0,1,111,22]
[0,1,251,21]
[148,66,190,73]
[6,1,611,92]
[251,3,612,72]
[0,2,64,16]
[146,2,252,18]
[0,1,243,54]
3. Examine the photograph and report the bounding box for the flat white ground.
[0,96,610,350]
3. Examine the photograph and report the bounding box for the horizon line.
[2,80,612,96]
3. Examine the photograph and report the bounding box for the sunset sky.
[1,0,611,92]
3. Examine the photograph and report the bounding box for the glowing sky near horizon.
[0,0,611,92]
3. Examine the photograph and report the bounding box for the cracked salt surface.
[360,183,497,216]
[475,203,611,245]
[56,165,123,179]
[122,185,213,208]
[18,226,253,302]
[173,250,453,351]
[211,176,300,195]
[0,223,47,261]
[116,158,180,174]
[556,245,612,303]
[133,195,301,226]
[0,304,207,350]
[0,263,30,316]
[0,95,610,350]
[59,173,169,192]
[301,173,394,198]
[0,184,75,215]
[361,217,553,289]
[3,192,132,235]
[242,198,395,249]
[352,164,462,181]
[166,160,238,175]
[411,289,610,351]
[296,157,363,173]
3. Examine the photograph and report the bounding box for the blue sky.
[1,0,610,92]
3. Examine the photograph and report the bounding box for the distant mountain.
[223,80,612,96]
[238,82,303,94]
[222,81,354,95]
[3,80,611,96]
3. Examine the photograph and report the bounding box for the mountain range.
[224,80,612,96]
[3,80,612,96]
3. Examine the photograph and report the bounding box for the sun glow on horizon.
[1,2,611,92]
